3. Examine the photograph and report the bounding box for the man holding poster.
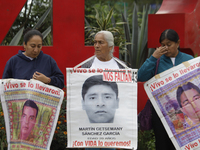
[82,75,119,123]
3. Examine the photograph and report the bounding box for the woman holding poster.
[80,30,128,150]
[138,29,193,150]
[2,28,64,89]
[1,28,64,149]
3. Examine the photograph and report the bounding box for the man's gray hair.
[95,31,114,56]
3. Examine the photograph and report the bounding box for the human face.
[180,88,200,124]
[94,33,113,61]
[23,35,42,58]
[160,39,179,57]
[82,85,119,123]
[20,106,37,140]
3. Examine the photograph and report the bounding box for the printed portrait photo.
[8,99,57,148]
[81,75,119,123]
[176,82,200,125]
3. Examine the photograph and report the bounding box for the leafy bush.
[50,96,67,149]
[0,106,7,150]
[138,129,155,150]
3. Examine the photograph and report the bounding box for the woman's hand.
[152,46,168,59]
[32,71,51,84]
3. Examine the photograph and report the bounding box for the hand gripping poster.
[0,79,64,150]
[144,57,200,150]
[66,68,137,149]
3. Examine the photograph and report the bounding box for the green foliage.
[85,0,122,27]
[0,106,7,150]
[1,0,52,46]
[85,2,159,68]
[138,129,155,150]
[85,4,125,50]
[50,96,67,149]
[194,53,198,58]
[122,2,156,68]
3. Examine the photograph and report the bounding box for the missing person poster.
[144,57,200,150]
[66,68,137,149]
[0,79,64,150]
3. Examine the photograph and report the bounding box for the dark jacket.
[2,50,64,89]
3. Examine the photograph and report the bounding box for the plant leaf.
[124,2,131,37]
[137,5,148,66]
[9,27,24,46]
[109,5,116,28]
[138,5,150,68]
[131,2,138,68]
[33,5,52,29]
[122,13,130,65]
[105,7,113,26]
[42,26,51,39]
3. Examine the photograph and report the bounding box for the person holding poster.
[138,29,193,150]
[2,28,64,89]
[80,30,128,150]
[176,82,200,124]
[82,75,119,123]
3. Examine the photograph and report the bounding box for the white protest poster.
[66,68,137,149]
[144,57,200,150]
[0,79,64,150]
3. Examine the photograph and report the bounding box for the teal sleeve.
[138,55,158,82]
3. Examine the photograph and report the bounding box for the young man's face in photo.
[20,106,37,139]
[180,88,200,123]
[82,84,119,123]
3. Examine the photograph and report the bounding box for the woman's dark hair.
[23,28,43,44]
[159,29,179,43]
